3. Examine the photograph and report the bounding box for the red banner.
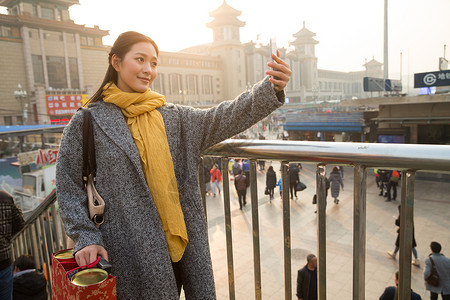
[36,149,59,166]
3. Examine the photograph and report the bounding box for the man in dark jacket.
[296,254,317,300]
[289,163,300,200]
[13,254,48,300]
[379,271,421,300]
[234,170,247,210]
[0,191,24,300]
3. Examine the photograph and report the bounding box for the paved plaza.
[201,162,450,300]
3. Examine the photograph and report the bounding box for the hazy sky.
[4,0,450,81]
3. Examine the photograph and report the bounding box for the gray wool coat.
[424,253,450,295]
[56,77,284,299]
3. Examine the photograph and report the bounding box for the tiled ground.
[202,162,450,300]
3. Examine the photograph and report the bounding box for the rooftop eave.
[0,0,79,7]
[209,1,242,18]
[206,17,245,28]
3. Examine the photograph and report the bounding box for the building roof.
[363,58,383,67]
[0,0,79,8]
[0,13,108,36]
[207,1,245,28]
[290,21,318,45]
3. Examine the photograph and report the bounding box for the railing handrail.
[204,139,450,172]
[12,190,57,240]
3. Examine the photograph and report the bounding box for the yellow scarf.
[102,83,188,262]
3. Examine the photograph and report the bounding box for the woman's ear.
[111,54,120,72]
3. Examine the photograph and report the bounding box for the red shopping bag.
[51,249,116,300]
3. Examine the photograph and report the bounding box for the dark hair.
[333,166,339,172]
[88,31,159,104]
[395,271,399,281]
[14,254,36,271]
[268,166,274,172]
[306,254,316,263]
[430,241,442,253]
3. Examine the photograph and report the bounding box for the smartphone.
[269,37,277,59]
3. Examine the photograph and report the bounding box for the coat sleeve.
[11,202,24,236]
[56,110,104,254]
[423,257,431,279]
[175,76,284,154]
[296,270,304,298]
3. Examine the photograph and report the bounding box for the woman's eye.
[137,57,144,62]
[152,62,158,67]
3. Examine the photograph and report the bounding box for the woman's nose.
[142,62,151,73]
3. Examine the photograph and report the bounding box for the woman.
[265,166,277,201]
[328,166,344,204]
[209,164,222,197]
[56,31,291,299]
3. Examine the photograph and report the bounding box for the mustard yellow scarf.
[102,83,188,262]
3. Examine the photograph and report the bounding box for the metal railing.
[10,139,450,299]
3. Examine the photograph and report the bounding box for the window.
[55,9,62,21]
[65,33,75,43]
[41,7,54,20]
[32,55,44,84]
[186,75,198,95]
[29,28,39,39]
[202,75,213,95]
[152,73,165,94]
[47,56,67,88]
[169,74,182,95]
[87,37,94,46]
[32,5,38,17]
[80,36,87,45]
[69,58,79,89]
[44,30,62,41]
[4,116,12,126]
[1,26,12,37]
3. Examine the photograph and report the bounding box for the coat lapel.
[89,101,148,187]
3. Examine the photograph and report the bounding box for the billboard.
[46,94,89,116]
[414,71,450,88]
[363,77,384,92]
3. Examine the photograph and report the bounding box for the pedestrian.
[203,165,211,196]
[210,164,222,197]
[328,166,344,204]
[374,168,380,187]
[378,169,389,197]
[242,159,250,187]
[0,190,25,300]
[386,170,400,202]
[265,166,277,201]
[314,175,330,213]
[387,205,420,266]
[379,271,421,300]
[231,159,242,177]
[277,178,283,198]
[55,31,292,299]
[13,254,48,300]
[289,163,300,200]
[296,254,317,300]
[234,170,247,210]
[424,241,450,300]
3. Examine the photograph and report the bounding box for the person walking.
[0,191,25,300]
[242,159,250,187]
[210,164,222,197]
[387,205,420,266]
[296,254,317,300]
[328,166,344,204]
[55,31,292,299]
[424,241,450,300]
[386,170,400,202]
[234,170,247,210]
[265,166,277,201]
[289,163,300,200]
[379,271,421,300]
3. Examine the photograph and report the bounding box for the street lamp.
[14,83,28,125]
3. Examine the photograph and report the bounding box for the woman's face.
[113,42,158,93]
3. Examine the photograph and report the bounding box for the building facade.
[0,0,383,126]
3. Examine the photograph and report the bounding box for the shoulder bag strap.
[82,109,96,186]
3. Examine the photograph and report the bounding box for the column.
[38,29,49,89]
[75,33,85,90]
[62,32,71,89]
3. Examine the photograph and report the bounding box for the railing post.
[316,165,327,300]
[250,159,262,300]
[399,170,414,300]
[30,223,41,270]
[352,165,366,300]
[199,158,208,222]
[281,161,291,300]
[221,157,235,300]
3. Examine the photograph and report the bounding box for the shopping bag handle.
[66,256,101,280]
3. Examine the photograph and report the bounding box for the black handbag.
[426,256,440,287]
[295,181,307,192]
[264,187,270,195]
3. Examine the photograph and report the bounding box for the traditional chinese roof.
[0,0,79,8]
[290,21,319,45]
[207,0,245,28]
[363,58,383,67]
[0,13,108,36]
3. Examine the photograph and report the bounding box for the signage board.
[363,77,384,92]
[414,71,450,88]
[46,94,89,116]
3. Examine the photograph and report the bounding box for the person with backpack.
[424,241,450,300]
[386,170,400,202]
[234,170,247,210]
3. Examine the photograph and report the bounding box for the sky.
[3,0,450,84]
